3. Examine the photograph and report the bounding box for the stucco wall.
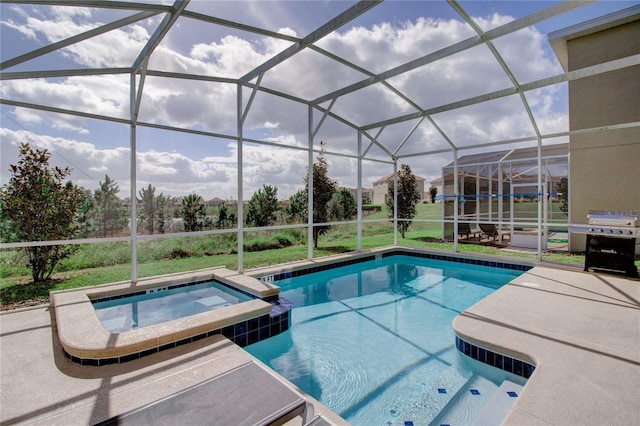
[567,19,640,252]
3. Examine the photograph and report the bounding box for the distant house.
[341,187,373,205]
[372,173,425,205]
[206,197,226,207]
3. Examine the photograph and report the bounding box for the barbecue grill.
[583,210,639,277]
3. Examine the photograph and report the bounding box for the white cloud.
[1,4,570,199]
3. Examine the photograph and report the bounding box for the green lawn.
[1,202,636,306]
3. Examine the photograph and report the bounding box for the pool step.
[418,365,473,422]
[472,380,523,426]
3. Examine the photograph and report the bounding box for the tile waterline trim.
[260,249,532,282]
[455,335,536,379]
[63,298,292,366]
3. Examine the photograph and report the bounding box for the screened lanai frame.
[439,144,569,243]
[1,0,639,281]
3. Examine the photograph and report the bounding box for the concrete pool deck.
[0,304,345,425]
[453,265,640,425]
[1,259,639,425]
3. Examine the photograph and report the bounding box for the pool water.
[93,281,253,333]
[246,255,525,425]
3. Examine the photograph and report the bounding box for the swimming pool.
[92,281,254,333]
[246,254,528,425]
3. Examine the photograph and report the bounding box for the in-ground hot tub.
[52,267,290,366]
[92,279,255,333]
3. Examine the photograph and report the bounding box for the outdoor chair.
[479,223,508,244]
[457,222,475,239]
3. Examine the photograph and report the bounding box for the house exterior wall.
[371,176,425,205]
[372,181,389,205]
[566,18,640,252]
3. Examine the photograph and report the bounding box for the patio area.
[1,259,638,425]
[0,302,344,426]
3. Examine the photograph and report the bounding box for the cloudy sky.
[0,0,635,201]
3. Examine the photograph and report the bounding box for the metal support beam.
[312,99,337,140]
[240,1,381,83]
[132,0,190,74]
[308,105,314,260]
[313,1,592,105]
[393,160,398,246]
[453,150,459,252]
[357,131,363,251]
[237,83,244,272]
[1,11,159,71]
[393,117,425,156]
[132,58,149,122]
[448,0,542,139]
[361,54,639,131]
[129,72,138,283]
[240,73,264,125]
[537,138,543,261]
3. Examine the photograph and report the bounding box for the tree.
[328,188,357,221]
[557,177,569,215]
[137,184,156,234]
[429,186,438,204]
[216,201,237,229]
[0,143,83,282]
[0,205,19,243]
[155,193,169,234]
[246,184,280,227]
[286,189,307,223]
[181,193,207,231]
[93,175,127,237]
[306,152,337,248]
[386,163,420,239]
[76,188,95,238]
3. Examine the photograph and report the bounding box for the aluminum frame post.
[357,131,363,251]
[237,84,244,272]
[453,150,459,252]
[393,160,398,245]
[308,105,314,260]
[129,73,138,283]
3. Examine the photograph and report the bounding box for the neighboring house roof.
[442,143,568,168]
[372,173,426,185]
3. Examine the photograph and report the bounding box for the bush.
[170,248,191,259]
[273,232,296,247]
[244,232,298,252]
[363,204,382,213]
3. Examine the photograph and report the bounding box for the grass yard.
[1,203,635,307]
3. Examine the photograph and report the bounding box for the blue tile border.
[260,250,532,282]
[63,297,292,366]
[455,335,535,379]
